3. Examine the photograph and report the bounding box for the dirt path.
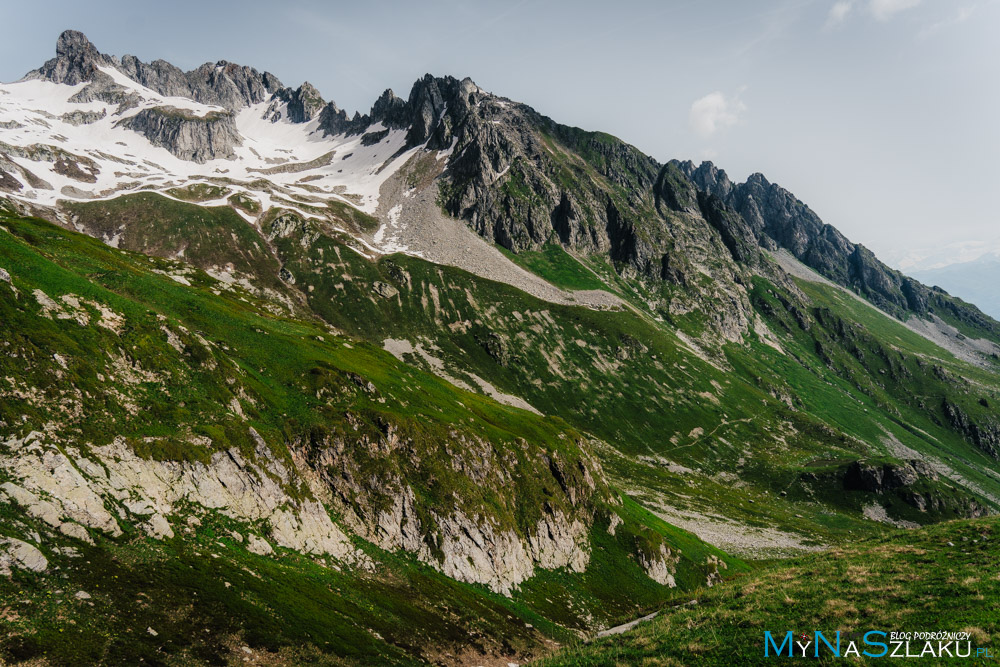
[596,611,659,638]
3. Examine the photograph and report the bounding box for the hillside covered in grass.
[539,517,1000,666]
[5,180,1000,663]
[0,203,741,664]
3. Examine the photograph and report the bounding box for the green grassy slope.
[498,242,609,292]
[0,207,740,664]
[538,516,1000,666]
[6,187,1000,663]
[265,209,1000,548]
[63,193,283,291]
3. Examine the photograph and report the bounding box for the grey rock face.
[275,82,325,123]
[60,109,107,126]
[68,71,142,114]
[674,160,985,326]
[24,30,116,85]
[0,169,22,192]
[639,543,679,587]
[356,486,590,595]
[316,102,355,136]
[0,537,48,575]
[116,55,187,97]
[191,61,282,110]
[370,89,407,126]
[246,533,274,556]
[842,458,986,518]
[694,189,762,266]
[26,31,282,112]
[0,430,358,562]
[119,107,242,163]
[118,56,283,110]
[943,398,1000,459]
[400,75,480,149]
[675,159,734,199]
[290,425,605,596]
[316,75,479,145]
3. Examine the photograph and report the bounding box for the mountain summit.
[26,29,283,108]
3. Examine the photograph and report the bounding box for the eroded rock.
[0,537,47,575]
[0,431,357,563]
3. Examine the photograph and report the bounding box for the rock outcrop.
[26,30,282,111]
[675,159,1000,340]
[640,543,679,587]
[60,109,107,126]
[843,459,938,492]
[119,107,242,163]
[0,430,358,562]
[274,82,325,123]
[332,479,587,594]
[67,70,142,113]
[24,30,116,86]
[842,458,988,518]
[943,399,1000,459]
[0,537,48,576]
[286,423,606,596]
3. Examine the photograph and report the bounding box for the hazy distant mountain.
[911,254,1000,320]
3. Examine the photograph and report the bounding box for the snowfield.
[0,71,425,233]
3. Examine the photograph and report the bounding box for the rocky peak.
[316,74,483,147]
[654,163,700,214]
[402,75,482,149]
[25,30,117,86]
[27,30,282,111]
[180,60,283,110]
[673,160,734,200]
[118,55,188,97]
[275,82,325,123]
[316,86,407,138]
[679,161,949,321]
[56,29,97,59]
[743,171,771,189]
[317,101,354,136]
[369,89,407,125]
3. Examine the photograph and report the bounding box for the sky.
[2,0,998,271]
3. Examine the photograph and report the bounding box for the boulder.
[0,537,47,575]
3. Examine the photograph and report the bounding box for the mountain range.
[2,31,1000,665]
[911,253,1000,321]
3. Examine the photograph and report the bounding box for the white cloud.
[699,148,720,162]
[689,91,746,139]
[825,1,855,28]
[868,0,921,21]
[824,0,921,27]
[891,238,1000,271]
[917,5,976,38]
